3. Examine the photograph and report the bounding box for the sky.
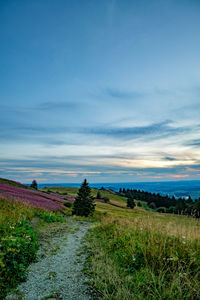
[0,0,200,183]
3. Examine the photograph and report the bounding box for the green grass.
[0,198,37,298]
[6,184,200,299]
[83,200,200,299]
[0,197,67,299]
[41,186,78,196]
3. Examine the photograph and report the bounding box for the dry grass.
[41,186,200,298]
[85,201,200,299]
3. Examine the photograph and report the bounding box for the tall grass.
[41,186,200,298]
[85,204,200,299]
[0,198,37,298]
[0,198,66,298]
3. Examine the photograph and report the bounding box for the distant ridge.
[37,180,200,199]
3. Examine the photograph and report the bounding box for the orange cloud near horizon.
[169,174,189,178]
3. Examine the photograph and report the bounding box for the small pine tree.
[30,180,38,190]
[72,179,95,216]
[127,197,135,209]
[96,191,101,199]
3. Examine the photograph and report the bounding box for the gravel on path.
[6,221,92,300]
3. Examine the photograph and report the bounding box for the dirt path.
[6,221,92,300]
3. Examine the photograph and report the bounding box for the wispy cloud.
[35,101,78,111]
[83,120,188,140]
[184,139,200,147]
[105,87,144,100]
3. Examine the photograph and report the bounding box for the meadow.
[45,186,200,300]
[1,180,200,299]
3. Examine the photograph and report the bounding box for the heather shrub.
[0,182,64,211]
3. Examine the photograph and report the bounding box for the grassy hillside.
[0,179,67,298]
[2,180,200,299]
[85,204,200,299]
[41,185,200,299]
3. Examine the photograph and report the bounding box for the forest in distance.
[38,180,200,200]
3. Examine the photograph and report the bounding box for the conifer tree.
[72,179,95,216]
[30,179,38,190]
[96,191,101,199]
[127,196,135,209]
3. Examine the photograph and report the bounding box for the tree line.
[118,188,200,218]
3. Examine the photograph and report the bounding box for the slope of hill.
[0,178,68,298]
[2,178,200,299]
[0,179,78,211]
[0,177,28,189]
[47,186,200,299]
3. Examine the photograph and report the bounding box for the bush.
[103,197,110,203]
[167,206,176,213]
[149,202,156,209]
[157,207,166,213]
[127,197,135,209]
[64,202,73,208]
[137,201,142,207]
[0,220,38,297]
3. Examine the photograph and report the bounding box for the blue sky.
[0,0,200,183]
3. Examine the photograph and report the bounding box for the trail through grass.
[40,186,200,299]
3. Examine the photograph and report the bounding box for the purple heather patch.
[0,183,65,211]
